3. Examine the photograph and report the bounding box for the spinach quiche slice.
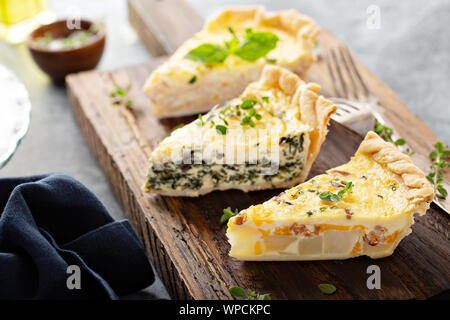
[143,6,319,118]
[143,66,336,197]
[227,132,434,260]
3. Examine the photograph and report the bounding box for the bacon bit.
[330,170,351,176]
[345,208,353,220]
[288,193,299,200]
[290,223,303,235]
[289,223,312,236]
[363,225,387,246]
[314,225,320,235]
[374,225,387,232]
[331,181,345,188]
[271,193,284,204]
[234,213,246,225]
[363,232,378,246]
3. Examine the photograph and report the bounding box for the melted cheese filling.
[145,85,315,195]
[151,86,306,163]
[227,152,427,260]
[151,25,307,83]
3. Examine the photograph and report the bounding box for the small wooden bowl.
[27,19,106,82]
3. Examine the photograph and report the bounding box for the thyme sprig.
[229,286,271,300]
[220,207,239,223]
[426,141,450,199]
[374,121,411,151]
[319,181,353,202]
[110,84,133,109]
[197,97,267,135]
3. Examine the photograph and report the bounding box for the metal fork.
[325,45,450,214]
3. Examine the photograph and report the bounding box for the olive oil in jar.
[0,0,53,43]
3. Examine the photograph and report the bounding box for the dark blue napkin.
[0,173,154,299]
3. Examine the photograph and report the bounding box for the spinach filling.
[146,133,305,191]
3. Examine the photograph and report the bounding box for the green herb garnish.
[234,30,279,61]
[172,124,184,131]
[215,125,228,135]
[318,283,336,295]
[196,114,205,127]
[319,181,353,202]
[265,57,277,63]
[221,207,239,223]
[374,121,406,147]
[188,75,197,84]
[318,192,340,202]
[110,84,133,109]
[426,141,450,199]
[185,43,229,64]
[240,98,256,109]
[204,98,263,134]
[229,286,271,300]
[185,27,278,65]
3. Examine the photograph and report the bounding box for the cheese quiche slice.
[143,6,319,118]
[143,66,336,197]
[227,132,434,260]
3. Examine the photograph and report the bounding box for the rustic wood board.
[65,0,450,299]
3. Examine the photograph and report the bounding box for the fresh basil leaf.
[225,37,239,53]
[394,138,406,146]
[185,43,229,64]
[234,31,279,61]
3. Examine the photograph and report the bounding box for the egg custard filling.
[143,66,336,197]
[227,132,434,260]
[143,6,318,118]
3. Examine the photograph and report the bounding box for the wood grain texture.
[65,0,449,299]
[128,0,202,57]
[66,58,450,299]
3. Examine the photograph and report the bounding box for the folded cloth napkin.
[0,173,154,299]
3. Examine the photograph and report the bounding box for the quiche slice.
[143,66,336,197]
[227,132,434,260]
[143,6,319,118]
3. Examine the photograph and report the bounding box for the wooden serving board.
[66,0,450,299]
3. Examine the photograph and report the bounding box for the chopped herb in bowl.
[33,23,101,51]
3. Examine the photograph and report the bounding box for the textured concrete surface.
[0,0,448,299]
